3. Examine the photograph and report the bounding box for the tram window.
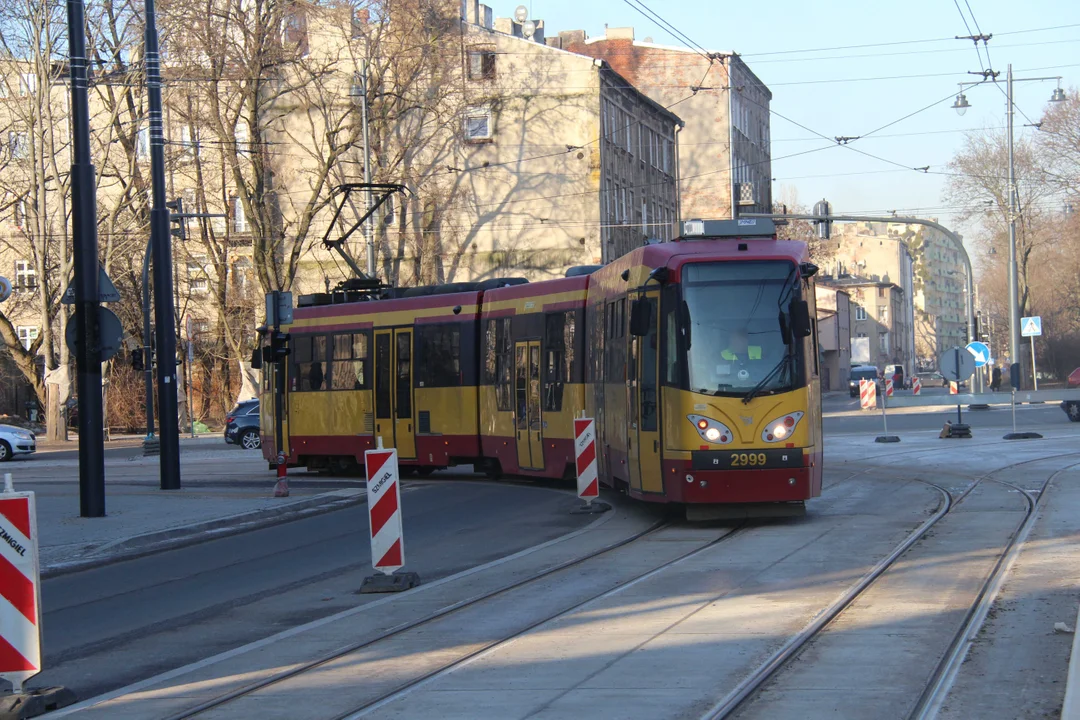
[640,297,659,431]
[290,334,327,392]
[543,311,575,411]
[375,334,391,418]
[661,288,679,386]
[330,332,369,390]
[495,317,512,411]
[484,319,497,384]
[395,332,411,418]
[417,325,461,387]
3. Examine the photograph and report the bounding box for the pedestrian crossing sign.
[1021,316,1042,337]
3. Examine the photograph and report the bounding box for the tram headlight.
[762,411,805,443]
[687,414,733,445]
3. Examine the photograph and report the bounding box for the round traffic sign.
[0,276,10,303]
[966,341,991,368]
[65,307,125,362]
[939,346,976,382]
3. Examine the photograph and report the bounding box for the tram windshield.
[681,260,798,397]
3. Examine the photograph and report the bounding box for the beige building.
[553,26,772,220]
[821,275,910,374]
[815,285,851,392]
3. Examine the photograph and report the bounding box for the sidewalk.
[1,450,364,577]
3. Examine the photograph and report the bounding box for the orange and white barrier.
[949,381,959,395]
[0,474,40,693]
[364,449,405,574]
[574,418,599,503]
[859,379,877,410]
[912,376,921,395]
[885,378,894,398]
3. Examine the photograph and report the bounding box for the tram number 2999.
[691,448,804,470]
[730,452,767,467]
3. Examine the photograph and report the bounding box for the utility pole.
[141,237,154,440]
[66,0,106,517]
[359,62,376,276]
[1005,64,1021,374]
[144,0,181,489]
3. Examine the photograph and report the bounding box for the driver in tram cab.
[716,327,762,384]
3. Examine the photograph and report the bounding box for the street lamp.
[952,66,1067,385]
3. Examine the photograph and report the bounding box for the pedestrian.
[991,365,1002,392]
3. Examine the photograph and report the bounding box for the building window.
[9,132,28,160]
[136,127,150,161]
[16,326,37,351]
[235,121,250,155]
[463,106,492,141]
[14,260,36,292]
[18,73,36,96]
[877,286,886,298]
[231,196,248,232]
[467,49,495,80]
[878,305,887,322]
[179,125,198,158]
[880,332,889,353]
[855,306,867,321]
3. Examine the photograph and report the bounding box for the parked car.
[224,400,262,449]
[916,371,950,388]
[0,424,36,462]
[849,365,880,397]
[1064,367,1080,422]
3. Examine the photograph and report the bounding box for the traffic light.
[266,331,290,362]
[165,198,187,241]
[813,198,832,240]
[132,350,144,372]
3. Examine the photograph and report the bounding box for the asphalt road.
[35,480,596,702]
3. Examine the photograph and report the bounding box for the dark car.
[849,366,880,397]
[224,399,262,449]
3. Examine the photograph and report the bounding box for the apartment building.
[821,274,911,374]
[554,26,772,220]
[815,285,851,392]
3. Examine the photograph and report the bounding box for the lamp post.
[952,66,1067,378]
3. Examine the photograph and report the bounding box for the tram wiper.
[742,354,791,405]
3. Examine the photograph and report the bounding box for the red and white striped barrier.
[0,474,40,693]
[574,418,599,503]
[949,381,959,395]
[364,448,405,574]
[912,376,921,395]
[885,378,894,398]
[859,379,877,410]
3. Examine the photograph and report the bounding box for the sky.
[510,0,1079,241]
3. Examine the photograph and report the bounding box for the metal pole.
[1031,336,1038,390]
[1006,64,1021,373]
[67,0,106,517]
[142,238,154,437]
[145,0,181,489]
[360,62,376,276]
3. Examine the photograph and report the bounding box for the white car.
[0,424,36,462]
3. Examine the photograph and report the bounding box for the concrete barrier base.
[1004,431,1043,440]
[0,686,76,719]
[359,571,420,594]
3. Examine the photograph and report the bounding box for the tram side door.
[629,292,662,494]
[373,329,417,460]
[514,340,544,470]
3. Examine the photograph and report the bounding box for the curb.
[41,490,366,579]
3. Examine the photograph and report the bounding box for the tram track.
[161,516,740,720]
[703,449,1080,720]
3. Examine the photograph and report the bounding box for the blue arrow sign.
[966,341,991,368]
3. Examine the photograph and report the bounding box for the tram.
[260,218,822,516]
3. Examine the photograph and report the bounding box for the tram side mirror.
[790,300,812,338]
[629,299,652,336]
[251,346,263,370]
[778,311,792,345]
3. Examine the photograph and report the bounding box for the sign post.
[1021,316,1042,390]
[939,347,975,438]
[876,378,899,443]
[359,448,419,593]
